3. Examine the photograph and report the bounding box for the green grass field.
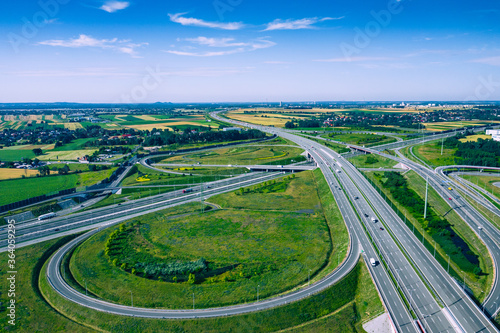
[348,154,398,169]
[321,133,397,147]
[158,145,305,166]
[0,168,116,206]
[70,171,332,308]
[39,247,381,332]
[51,138,95,151]
[461,174,500,201]
[408,141,457,167]
[0,149,37,161]
[364,170,493,301]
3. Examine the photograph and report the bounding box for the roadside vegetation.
[156,145,305,166]
[322,132,397,147]
[363,170,493,301]
[348,154,398,169]
[461,174,500,202]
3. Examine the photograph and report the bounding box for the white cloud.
[314,56,392,62]
[471,56,500,66]
[38,34,147,57]
[100,1,130,13]
[166,37,275,57]
[263,17,342,31]
[168,13,244,30]
[184,37,246,48]
[166,49,243,57]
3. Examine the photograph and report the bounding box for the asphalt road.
[214,112,499,332]
[0,171,284,250]
[353,144,500,328]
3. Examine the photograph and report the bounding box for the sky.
[0,0,499,103]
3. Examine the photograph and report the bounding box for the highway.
[5,111,500,331]
[0,171,285,250]
[214,112,499,332]
[352,144,500,322]
[41,116,419,330]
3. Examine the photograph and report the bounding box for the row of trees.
[285,119,322,128]
[381,171,480,274]
[143,128,265,147]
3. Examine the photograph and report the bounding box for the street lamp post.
[257,285,260,302]
[130,291,133,307]
[446,254,450,273]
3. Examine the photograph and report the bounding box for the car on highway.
[380,227,384,231]
[370,258,377,266]
[354,196,359,200]
[448,197,452,200]
[55,228,60,231]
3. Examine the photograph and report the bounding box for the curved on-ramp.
[46,225,358,318]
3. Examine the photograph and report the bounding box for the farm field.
[459,134,491,142]
[157,145,305,165]
[0,144,55,161]
[226,111,299,127]
[51,138,96,151]
[0,167,116,205]
[96,113,219,131]
[0,168,39,180]
[69,171,332,309]
[423,120,500,132]
[37,149,98,161]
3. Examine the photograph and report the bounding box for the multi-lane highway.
[214,111,499,332]
[0,171,285,250]
[4,111,500,331]
[351,144,500,320]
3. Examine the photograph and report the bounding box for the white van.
[370,258,376,266]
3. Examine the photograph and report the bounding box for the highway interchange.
[2,112,500,332]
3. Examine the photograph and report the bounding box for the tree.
[188,273,196,284]
[32,148,43,156]
[59,164,70,175]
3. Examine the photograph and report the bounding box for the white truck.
[370,258,376,266]
[371,217,377,223]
